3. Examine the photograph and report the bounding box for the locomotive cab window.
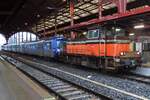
[87,29,99,39]
[114,27,126,37]
[106,27,127,37]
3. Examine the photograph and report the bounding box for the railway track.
[122,73,150,85]
[1,55,107,100]
[2,54,150,100]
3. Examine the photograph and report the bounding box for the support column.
[14,34,15,44]
[54,13,57,36]
[36,23,38,41]
[116,0,127,13]
[98,0,103,19]
[22,32,23,43]
[98,0,104,67]
[43,18,46,38]
[16,34,18,44]
[18,32,20,45]
[70,0,74,26]
[26,32,28,42]
[6,37,8,44]
[69,0,76,39]
[30,32,32,42]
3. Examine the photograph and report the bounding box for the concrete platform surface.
[0,67,14,100]
[0,58,36,100]
[143,62,150,67]
[132,67,150,77]
[0,57,55,100]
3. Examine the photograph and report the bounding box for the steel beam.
[54,13,58,35]
[43,18,46,38]
[98,0,103,19]
[69,0,76,39]
[70,0,74,26]
[44,6,150,36]
[22,32,23,42]
[35,24,38,41]
[116,0,127,13]
[26,32,28,42]
[18,32,20,44]
[16,33,17,44]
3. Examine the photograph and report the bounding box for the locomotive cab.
[103,26,141,70]
[51,36,66,57]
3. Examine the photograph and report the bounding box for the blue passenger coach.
[2,36,66,59]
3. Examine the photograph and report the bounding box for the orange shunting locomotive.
[65,26,141,71]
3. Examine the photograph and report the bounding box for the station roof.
[0,0,64,38]
[0,0,149,38]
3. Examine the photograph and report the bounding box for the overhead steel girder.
[69,0,74,26]
[33,0,98,32]
[69,6,150,30]
[37,0,148,36]
[44,6,150,35]
[103,0,127,13]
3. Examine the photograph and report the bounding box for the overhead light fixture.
[129,33,135,36]
[134,24,144,29]
[47,7,56,10]
[45,22,49,24]
[37,14,40,18]
[115,28,121,32]
[25,22,28,26]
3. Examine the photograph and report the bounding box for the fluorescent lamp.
[129,33,134,36]
[134,25,144,29]
[115,28,121,32]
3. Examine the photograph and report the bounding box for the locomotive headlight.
[120,52,125,56]
[57,49,60,52]
[137,52,140,55]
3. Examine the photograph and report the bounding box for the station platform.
[0,57,55,100]
[142,62,150,68]
[132,67,150,77]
